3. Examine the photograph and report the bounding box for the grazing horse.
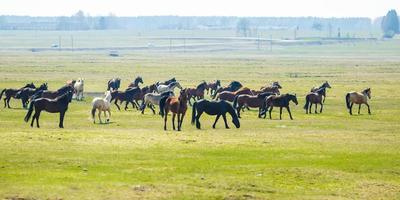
[304,87,326,114]
[157,82,182,94]
[212,81,243,99]
[141,91,174,114]
[186,81,207,106]
[345,88,371,115]
[1,83,36,108]
[16,83,48,108]
[311,81,331,102]
[233,92,275,118]
[160,89,188,131]
[205,80,221,96]
[24,91,73,128]
[157,78,176,86]
[91,91,112,124]
[107,78,121,91]
[191,99,240,129]
[261,93,298,120]
[74,78,84,101]
[216,87,253,102]
[128,76,144,88]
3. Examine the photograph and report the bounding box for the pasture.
[0,32,400,199]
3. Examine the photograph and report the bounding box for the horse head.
[136,76,143,84]
[175,82,183,90]
[323,81,331,89]
[273,81,282,89]
[290,93,298,105]
[226,103,240,128]
[216,80,221,87]
[364,88,371,99]
[39,83,48,91]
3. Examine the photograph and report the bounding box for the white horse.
[141,91,174,114]
[157,82,182,94]
[91,91,112,124]
[74,78,84,101]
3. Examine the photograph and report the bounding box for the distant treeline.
[0,12,384,32]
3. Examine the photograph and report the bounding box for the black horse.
[1,83,36,108]
[260,93,298,120]
[16,83,48,108]
[107,78,121,91]
[310,81,331,103]
[157,78,176,86]
[191,99,240,129]
[24,90,73,128]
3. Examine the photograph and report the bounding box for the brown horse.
[233,92,275,118]
[160,89,188,131]
[205,80,221,96]
[260,93,298,120]
[127,76,144,88]
[216,87,253,102]
[1,83,36,108]
[186,81,207,106]
[345,88,371,115]
[311,81,331,103]
[252,85,280,95]
[212,81,243,99]
[24,90,73,128]
[304,87,326,114]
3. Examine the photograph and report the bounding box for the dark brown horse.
[191,99,240,129]
[1,83,36,108]
[212,81,243,99]
[111,86,150,111]
[260,93,298,120]
[39,85,75,100]
[186,81,207,106]
[127,76,144,88]
[160,89,188,131]
[16,83,48,108]
[311,81,331,103]
[233,92,275,118]
[304,87,326,114]
[107,78,121,91]
[216,87,253,102]
[24,90,73,128]
[205,80,221,97]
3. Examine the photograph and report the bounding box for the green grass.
[0,33,399,199]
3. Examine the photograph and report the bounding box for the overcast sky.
[0,0,399,18]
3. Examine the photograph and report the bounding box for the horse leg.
[36,110,41,128]
[212,115,221,129]
[320,103,323,113]
[178,112,185,131]
[149,104,156,115]
[237,105,242,118]
[124,101,130,111]
[196,111,203,129]
[287,106,293,120]
[349,103,353,115]
[114,100,121,111]
[309,103,312,114]
[31,110,37,127]
[6,97,11,108]
[222,114,229,129]
[3,96,6,108]
[315,103,318,114]
[59,111,65,128]
[107,109,111,122]
[358,104,361,115]
[172,113,176,130]
[164,109,168,131]
[366,103,371,115]
[279,107,283,120]
[269,107,273,119]
[98,109,102,123]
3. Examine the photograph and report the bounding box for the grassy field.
[0,32,400,199]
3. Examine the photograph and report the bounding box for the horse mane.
[196,82,206,90]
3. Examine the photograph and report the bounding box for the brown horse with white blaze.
[160,89,188,131]
[345,88,371,115]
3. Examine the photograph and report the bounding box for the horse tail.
[0,89,5,100]
[233,95,239,109]
[345,93,351,109]
[24,100,35,122]
[91,107,96,121]
[159,95,169,117]
[191,101,197,125]
[303,95,310,110]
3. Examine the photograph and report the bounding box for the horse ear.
[294,93,297,96]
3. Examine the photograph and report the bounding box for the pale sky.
[0,0,399,18]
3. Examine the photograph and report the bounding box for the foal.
[160,89,188,131]
[345,88,371,115]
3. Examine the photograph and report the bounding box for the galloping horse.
[192,99,240,129]
[311,81,331,103]
[205,80,221,96]
[74,78,84,101]
[157,82,182,94]
[212,81,243,99]
[107,78,121,91]
[24,90,73,128]
[261,93,298,120]
[186,81,207,106]
[141,91,174,114]
[91,91,112,123]
[1,83,36,108]
[160,89,188,131]
[233,92,275,118]
[16,83,48,108]
[216,87,253,102]
[304,87,326,114]
[128,76,144,88]
[345,88,371,115]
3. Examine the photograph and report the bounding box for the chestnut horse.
[160,89,188,131]
[216,87,253,102]
[205,80,221,96]
[345,88,371,115]
[186,81,207,106]
[233,92,275,118]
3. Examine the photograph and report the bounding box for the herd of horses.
[0,77,372,130]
